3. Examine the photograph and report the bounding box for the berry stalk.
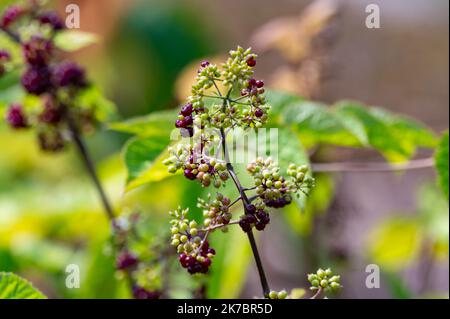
[219,127,271,298]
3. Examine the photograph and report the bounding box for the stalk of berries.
[169,208,216,274]
[308,268,342,298]
[114,212,165,299]
[164,47,314,298]
[1,3,98,152]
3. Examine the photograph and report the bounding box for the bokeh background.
[0,0,448,298]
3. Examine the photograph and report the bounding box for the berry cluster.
[164,144,229,188]
[239,204,270,232]
[247,158,315,208]
[169,207,216,274]
[307,268,342,294]
[113,211,164,299]
[1,3,102,152]
[165,47,314,282]
[197,193,232,228]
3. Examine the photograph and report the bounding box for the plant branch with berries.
[0,2,161,299]
[164,47,317,298]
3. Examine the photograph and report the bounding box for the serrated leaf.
[334,102,411,162]
[109,109,177,137]
[435,131,449,201]
[123,136,174,191]
[54,30,98,52]
[0,272,46,299]
[281,100,363,148]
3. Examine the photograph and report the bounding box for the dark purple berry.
[37,11,64,30]
[184,115,193,125]
[53,61,87,88]
[256,80,264,88]
[39,100,62,124]
[180,103,193,116]
[248,78,256,87]
[255,220,266,231]
[0,50,10,61]
[21,66,52,95]
[116,251,138,270]
[184,169,196,180]
[246,56,256,67]
[200,61,210,68]
[175,119,185,128]
[6,104,28,128]
[0,6,22,29]
[246,204,256,214]
[22,36,53,66]
[132,287,160,299]
[207,248,215,255]
[254,108,263,118]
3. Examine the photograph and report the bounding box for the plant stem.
[220,127,271,298]
[65,114,116,225]
[310,287,323,299]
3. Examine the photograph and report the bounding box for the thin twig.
[311,157,435,173]
[310,287,323,299]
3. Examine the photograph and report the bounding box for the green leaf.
[435,131,449,201]
[0,272,46,299]
[334,102,412,162]
[281,100,363,148]
[54,30,98,52]
[123,136,173,191]
[207,226,251,298]
[109,109,177,137]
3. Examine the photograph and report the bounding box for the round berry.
[175,119,185,128]
[21,66,52,95]
[39,103,62,124]
[0,6,22,29]
[37,11,64,30]
[248,78,256,87]
[116,251,138,270]
[200,61,210,68]
[53,61,87,88]
[256,80,264,88]
[6,104,28,129]
[180,103,193,116]
[254,108,263,118]
[0,50,10,62]
[246,56,256,67]
[246,204,256,214]
[22,36,53,66]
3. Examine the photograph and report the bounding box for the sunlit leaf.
[367,218,422,271]
[109,109,177,137]
[123,136,174,191]
[207,227,251,298]
[0,272,46,299]
[54,30,99,52]
[435,131,449,201]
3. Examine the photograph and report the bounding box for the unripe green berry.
[180,235,188,243]
[278,290,288,299]
[320,280,328,288]
[189,221,198,228]
[269,291,278,299]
